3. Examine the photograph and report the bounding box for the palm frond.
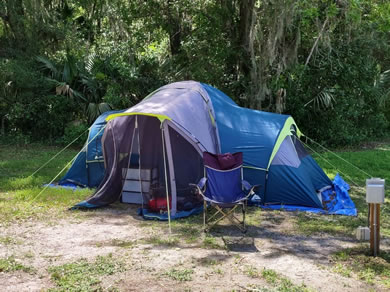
[85,52,96,74]
[304,88,335,109]
[87,102,111,123]
[374,69,390,107]
[374,69,390,89]
[36,56,58,77]
[98,102,111,114]
[87,103,99,123]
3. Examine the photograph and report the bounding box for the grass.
[261,268,278,284]
[244,265,259,278]
[2,142,389,238]
[0,144,93,224]
[293,143,390,237]
[202,235,226,249]
[48,253,125,292]
[0,236,22,246]
[164,267,194,281]
[1,142,390,290]
[331,246,390,288]
[142,235,180,247]
[0,256,35,273]
[246,268,312,292]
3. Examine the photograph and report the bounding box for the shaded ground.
[0,204,387,292]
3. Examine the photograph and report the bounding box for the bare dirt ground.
[0,205,387,292]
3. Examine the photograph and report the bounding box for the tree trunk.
[5,0,26,51]
[1,116,5,136]
[167,0,182,55]
[238,0,255,77]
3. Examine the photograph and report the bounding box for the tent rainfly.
[59,110,124,188]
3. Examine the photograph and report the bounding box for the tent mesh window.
[169,126,203,211]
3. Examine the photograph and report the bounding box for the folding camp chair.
[190,152,259,233]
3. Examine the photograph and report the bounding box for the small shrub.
[59,122,89,146]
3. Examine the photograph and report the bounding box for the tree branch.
[304,17,329,68]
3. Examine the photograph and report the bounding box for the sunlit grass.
[294,143,390,237]
[48,253,125,291]
[331,246,390,288]
[0,144,93,224]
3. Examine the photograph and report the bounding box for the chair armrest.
[242,180,260,196]
[242,180,252,191]
[189,177,207,194]
[197,177,207,189]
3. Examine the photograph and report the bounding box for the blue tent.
[74,81,356,216]
[59,110,124,188]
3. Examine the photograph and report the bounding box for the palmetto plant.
[36,53,111,123]
[304,87,336,110]
[374,69,390,107]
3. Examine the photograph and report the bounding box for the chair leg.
[242,201,247,232]
[203,200,207,232]
[204,202,248,233]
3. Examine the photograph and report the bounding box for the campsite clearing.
[0,143,389,291]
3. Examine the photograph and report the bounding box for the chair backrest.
[203,152,244,203]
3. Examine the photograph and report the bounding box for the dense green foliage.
[1,0,390,145]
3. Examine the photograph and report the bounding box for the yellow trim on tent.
[266,117,302,170]
[208,110,216,126]
[105,112,172,123]
[243,165,267,171]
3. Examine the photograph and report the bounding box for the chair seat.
[210,202,244,208]
[205,191,247,205]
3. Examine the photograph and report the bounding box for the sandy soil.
[0,205,387,292]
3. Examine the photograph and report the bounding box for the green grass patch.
[0,144,93,224]
[170,213,203,243]
[164,268,194,282]
[294,143,390,238]
[0,236,22,245]
[48,253,125,292]
[244,265,259,278]
[246,268,312,292]
[331,246,390,287]
[261,268,278,284]
[202,236,225,250]
[0,256,35,273]
[0,144,78,191]
[142,235,180,247]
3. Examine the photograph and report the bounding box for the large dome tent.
[74,81,356,218]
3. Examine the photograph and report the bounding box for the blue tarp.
[44,183,79,191]
[140,206,203,220]
[258,174,357,216]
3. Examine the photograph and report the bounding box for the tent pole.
[263,171,269,205]
[161,122,172,234]
[135,116,145,211]
[163,122,177,215]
